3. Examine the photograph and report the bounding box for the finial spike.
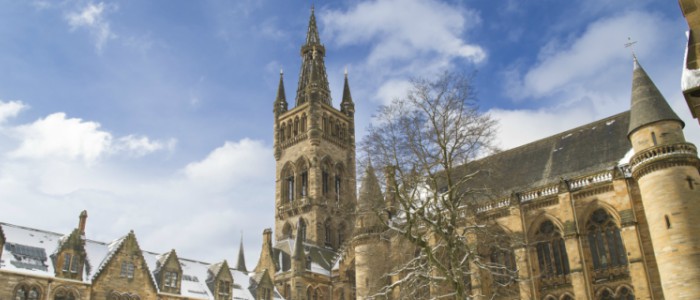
[344,66,348,76]
[280,69,283,75]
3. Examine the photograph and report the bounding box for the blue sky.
[0,0,694,268]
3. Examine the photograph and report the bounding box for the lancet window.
[586,209,627,275]
[53,288,77,300]
[533,220,570,286]
[15,285,41,300]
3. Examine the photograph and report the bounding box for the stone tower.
[627,58,700,299]
[272,7,357,251]
[353,163,389,300]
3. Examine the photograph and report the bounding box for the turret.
[627,57,700,299]
[291,221,307,275]
[340,70,355,117]
[274,70,288,116]
[254,228,277,275]
[354,162,389,300]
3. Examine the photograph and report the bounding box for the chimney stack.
[78,210,88,235]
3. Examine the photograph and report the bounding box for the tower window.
[586,209,627,272]
[335,175,341,201]
[665,215,672,229]
[287,176,295,202]
[651,132,658,146]
[322,171,329,195]
[301,171,308,197]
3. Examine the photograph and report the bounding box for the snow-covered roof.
[0,222,272,300]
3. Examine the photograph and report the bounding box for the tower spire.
[341,70,355,116]
[628,58,683,136]
[295,6,331,107]
[236,235,248,273]
[274,70,287,115]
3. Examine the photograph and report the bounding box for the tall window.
[70,255,79,273]
[335,175,341,201]
[301,171,308,197]
[322,171,329,195]
[587,209,627,271]
[63,253,72,272]
[534,220,570,283]
[490,246,516,285]
[324,220,332,246]
[286,176,295,202]
[300,220,307,241]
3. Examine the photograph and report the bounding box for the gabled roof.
[273,238,337,276]
[0,222,273,300]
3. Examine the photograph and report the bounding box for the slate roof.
[629,59,684,135]
[272,238,336,276]
[0,222,275,300]
[454,111,633,200]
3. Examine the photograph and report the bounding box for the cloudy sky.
[0,0,694,268]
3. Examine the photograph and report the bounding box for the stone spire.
[236,235,247,273]
[358,162,383,211]
[628,57,684,136]
[274,70,287,116]
[340,69,355,117]
[295,6,332,107]
[292,222,306,260]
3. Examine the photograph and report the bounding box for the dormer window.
[218,280,231,300]
[165,271,178,288]
[121,261,135,278]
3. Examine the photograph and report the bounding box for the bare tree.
[362,71,519,299]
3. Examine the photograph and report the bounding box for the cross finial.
[624,37,638,60]
[344,66,348,76]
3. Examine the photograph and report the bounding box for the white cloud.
[508,11,671,99]
[0,100,26,124]
[7,112,175,164]
[10,113,111,163]
[323,0,484,67]
[375,79,412,105]
[116,135,176,157]
[66,2,116,51]
[184,138,273,189]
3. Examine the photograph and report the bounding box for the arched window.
[534,220,570,284]
[490,246,516,285]
[616,286,635,300]
[54,288,77,300]
[313,289,319,300]
[16,285,41,300]
[284,284,291,300]
[282,223,293,239]
[301,114,307,132]
[338,224,346,246]
[286,123,292,141]
[306,287,312,300]
[282,165,294,203]
[598,288,615,300]
[324,220,332,246]
[294,117,299,136]
[561,294,574,300]
[279,124,285,142]
[586,209,627,272]
[299,220,307,242]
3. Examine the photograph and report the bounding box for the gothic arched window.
[299,220,307,242]
[617,286,635,300]
[301,114,307,132]
[324,220,332,246]
[54,288,77,300]
[586,209,627,271]
[15,285,41,300]
[534,220,570,282]
[490,246,516,285]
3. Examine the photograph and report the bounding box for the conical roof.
[358,162,383,210]
[628,58,684,136]
[235,236,247,273]
[341,70,355,115]
[274,70,287,115]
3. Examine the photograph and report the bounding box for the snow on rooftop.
[0,223,268,300]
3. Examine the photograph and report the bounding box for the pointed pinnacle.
[628,57,683,136]
[305,6,321,46]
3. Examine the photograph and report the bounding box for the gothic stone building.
[251,9,700,300]
[0,211,281,300]
[3,7,700,300]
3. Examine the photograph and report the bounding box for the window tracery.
[586,209,627,280]
[533,220,570,287]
